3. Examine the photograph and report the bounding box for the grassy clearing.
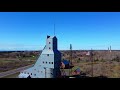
[0,58,35,73]
[73,60,120,78]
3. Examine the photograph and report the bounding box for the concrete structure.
[18,35,61,78]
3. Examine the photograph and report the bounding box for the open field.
[0,50,120,78]
[0,64,33,78]
[74,61,120,78]
[0,51,38,73]
[2,72,19,78]
[0,59,35,73]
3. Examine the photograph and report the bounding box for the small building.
[86,51,90,56]
[71,66,81,75]
[61,60,70,69]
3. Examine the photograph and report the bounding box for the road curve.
[0,64,33,78]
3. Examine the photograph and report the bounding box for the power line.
[54,23,55,36]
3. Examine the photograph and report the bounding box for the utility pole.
[69,44,72,76]
[70,44,72,65]
[90,48,94,77]
[110,46,111,53]
[109,45,112,77]
[108,47,109,52]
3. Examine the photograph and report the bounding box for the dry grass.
[0,58,35,73]
[2,72,19,78]
[73,61,120,78]
[1,50,120,78]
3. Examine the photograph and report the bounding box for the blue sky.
[0,12,120,50]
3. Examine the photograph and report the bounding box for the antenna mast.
[90,48,93,77]
[54,23,55,36]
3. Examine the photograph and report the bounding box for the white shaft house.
[18,35,61,78]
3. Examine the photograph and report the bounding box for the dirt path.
[0,64,33,78]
